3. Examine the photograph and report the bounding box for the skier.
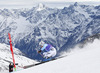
[9,63,14,72]
[38,41,57,61]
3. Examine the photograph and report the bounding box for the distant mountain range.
[0,2,100,60]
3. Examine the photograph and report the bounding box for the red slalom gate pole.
[8,33,16,71]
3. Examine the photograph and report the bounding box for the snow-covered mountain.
[14,39,100,73]
[0,2,100,60]
[36,3,46,11]
[0,43,38,73]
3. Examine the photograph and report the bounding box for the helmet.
[39,41,45,46]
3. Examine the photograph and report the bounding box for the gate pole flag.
[8,33,16,71]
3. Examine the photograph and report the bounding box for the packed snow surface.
[14,39,100,73]
[0,43,37,73]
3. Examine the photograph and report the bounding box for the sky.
[0,0,100,9]
[0,0,100,5]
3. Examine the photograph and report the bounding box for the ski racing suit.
[41,44,56,58]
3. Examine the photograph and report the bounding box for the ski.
[24,55,67,69]
[24,59,54,69]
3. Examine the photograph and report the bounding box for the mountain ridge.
[0,2,100,60]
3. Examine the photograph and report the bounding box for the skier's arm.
[41,44,48,51]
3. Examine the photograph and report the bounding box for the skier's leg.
[42,52,52,61]
[46,51,53,58]
[43,47,57,61]
[46,47,56,58]
[43,52,48,58]
[51,47,57,57]
[43,52,49,61]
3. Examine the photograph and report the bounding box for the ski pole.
[35,48,44,58]
[39,52,44,58]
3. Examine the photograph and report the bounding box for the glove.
[38,50,42,53]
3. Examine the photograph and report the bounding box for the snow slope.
[0,43,38,73]
[14,39,100,73]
